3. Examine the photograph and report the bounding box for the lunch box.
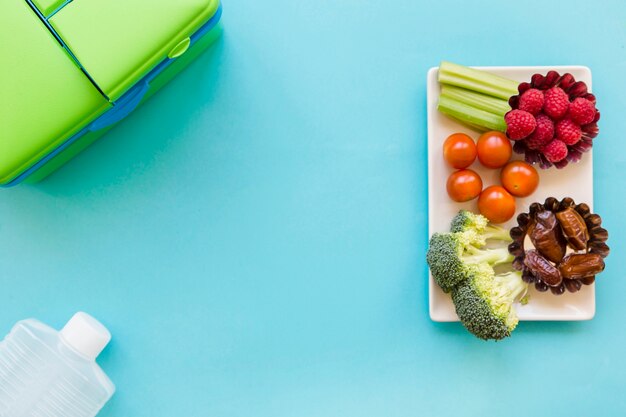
[1,0,222,187]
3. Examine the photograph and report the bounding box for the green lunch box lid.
[1,1,111,185]
[48,0,220,101]
[0,0,220,185]
[30,0,66,17]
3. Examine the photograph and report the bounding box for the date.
[559,253,605,280]
[556,207,589,251]
[529,210,566,263]
[524,249,562,287]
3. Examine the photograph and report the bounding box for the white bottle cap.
[60,312,111,360]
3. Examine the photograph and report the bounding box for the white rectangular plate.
[427,65,594,322]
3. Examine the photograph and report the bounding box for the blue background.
[2,0,626,415]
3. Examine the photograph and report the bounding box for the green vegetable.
[437,61,519,132]
[438,61,519,100]
[437,95,507,132]
[426,230,513,293]
[427,210,528,340]
[452,270,528,341]
[450,210,512,246]
[440,85,511,118]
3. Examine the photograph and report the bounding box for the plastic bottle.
[0,312,115,417]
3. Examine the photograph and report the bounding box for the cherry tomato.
[477,131,512,169]
[500,161,539,197]
[478,185,516,224]
[443,133,477,169]
[446,169,483,202]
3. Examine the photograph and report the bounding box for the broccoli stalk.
[452,270,528,341]
[464,244,513,266]
[480,225,512,242]
[492,271,529,306]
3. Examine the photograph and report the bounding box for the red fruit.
[505,110,537,140]
[543,87,569,119]
[569,97,596,125]
[525,114,554,150]
[555,119,582,145]
[477,131,512,168]
[518,89,544,115]
[541,140,568,163]
[478,186,516,224]
[447,169,483,202]
[507,71,600,169]
[443,133,477,169]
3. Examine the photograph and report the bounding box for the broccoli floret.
[426,233,467,291]
[450,210,512,245]
[426,232,513,292]
[428,210,527,340]
[451,270,528,341]
[450,209,489,232]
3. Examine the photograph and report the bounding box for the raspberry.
[555,118,582,145]
[543,87,569,119]
[541,140,568,163]
[518,88,544,115]
[525,114,554,149]
[568,97,596,125]
[505,110,537,140]
[507,72,600,169]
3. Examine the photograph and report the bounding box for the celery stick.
[438,61,519,101]
[437,95,507,132]
[440,85,511,118]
